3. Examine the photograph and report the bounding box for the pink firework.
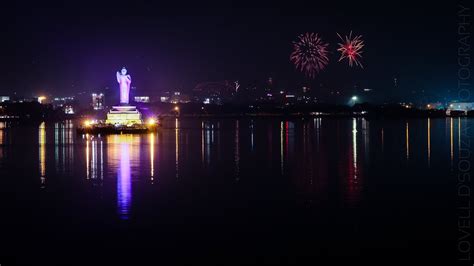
[290,33,329,78]
[337,31,364,68]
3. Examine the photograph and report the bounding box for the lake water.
[0,117,471,264]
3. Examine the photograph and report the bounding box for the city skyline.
[6,1,458,102]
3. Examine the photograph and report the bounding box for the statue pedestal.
[105,106,143,126]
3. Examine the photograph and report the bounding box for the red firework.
[290,33,329,78]
[337,31,364,68]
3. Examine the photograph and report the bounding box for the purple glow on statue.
[117,67,131,105]
[117,142,131,219]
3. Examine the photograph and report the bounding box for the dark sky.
[4,0,466,101]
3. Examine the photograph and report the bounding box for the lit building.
[134,96,150,103]
[193,81,236,104]
[0,96,9,102]
[300,86,317,104]
[285,94,297,105]
[447,102,474,111]
[169,91,190,104]
[64,105,75,114]
[92,93,105,110]
[52,96,75,108]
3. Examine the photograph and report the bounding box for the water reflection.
[106,135,141,220]
[250,120,255,152]
[0,122,5,161]
[92,138,104,180]
[450,118,453,167]
[278,121,295,176]
[295,119,331,202]
[86,135,90,179]
[346,118,363,206]
[55,123,59,172]
[39,122,46,187]
[458,117,461,157]
[286,121,294,163]
[149,133,155,182]
[54,121,75,174]
[302,122,312,187]
[4,118,463,216]
[427,118,431,167]
[381,128,384,152]
[92,137,97,179]
[201,121,214,167]
[315,118,321,147]
[0,116,466,234]
[175,118,179,179]
[406,122,410,160]
[352,118,358,180]
[267,123,273,169]
[201,121,205,165]
[84,134,104,181]
[362,118,369,162]
[280,121,284,175]
[234,120,240,180]
[118,140,131,219]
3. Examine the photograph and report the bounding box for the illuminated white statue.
[117,67,132,105]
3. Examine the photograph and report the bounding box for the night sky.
[5,1,462,102]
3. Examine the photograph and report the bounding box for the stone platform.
[105,106,143,126]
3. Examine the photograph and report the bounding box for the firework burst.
[336,31,364,68]
[290,33,329,78]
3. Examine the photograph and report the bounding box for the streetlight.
[173,105,180,117]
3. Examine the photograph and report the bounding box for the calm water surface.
[0,117,471,264]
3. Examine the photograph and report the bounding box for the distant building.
[64,105,75,114]
[300,86,317,104]
[159,91,190,104]
[14,97,37,103]
[159,91,172,103]
[134,96,150,103]
[448,102,474,111]
[92,93,105,110]
[193,81,236,104]
[160,92,187,104]
[285,94,297,105]
[170,92,190,104]
[0,96,10,102]
[53,96,75,108]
